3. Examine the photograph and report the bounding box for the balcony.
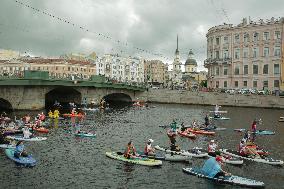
[204,58,232,67]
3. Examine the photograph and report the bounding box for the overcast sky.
[1,0,284,70]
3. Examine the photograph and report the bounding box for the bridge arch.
[45,87,82,109]
[0,98,13,112]
[102,93,132,107]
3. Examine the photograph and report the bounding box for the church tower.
[173,35,182,72]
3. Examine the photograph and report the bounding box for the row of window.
[211,31,281,45]
[217,80,280,88]
[0,66,94,73]
[210,46,281,59]
[213,64,280,76]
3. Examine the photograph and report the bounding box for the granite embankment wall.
[136,89,284,109]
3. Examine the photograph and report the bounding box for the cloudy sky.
[1,0,284,70]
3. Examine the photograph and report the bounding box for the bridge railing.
[0,71,147,90]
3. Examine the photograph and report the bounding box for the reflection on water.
[0,104,284,189]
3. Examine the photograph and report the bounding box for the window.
[216,67,219,76]
[243,81,247,87]
[263,81,268,88]
[263,47,269,57]
[274,46,281,57]
[224,81,227,88]
[216,81,219,88]
[244,65,248,75]
[234,34,240,43]
[253,65,258,74]
[243,48,249,58]
[223,50,229,58]
[244,33,249,43]
[263,32,270,40]
[262,64,268,74]
[223,67,228,75]
[253,47,259,58]
[274,80,280,88]
[234,48,240,59]
[253,81,257,88]
[275,31,281,39]
[223,36,228,44]
[216,37,220,45]
[215,51,220,59]
[235,66,239,75]
[274,64,280,75]
[253,32,259,41]
[235,81,238,87]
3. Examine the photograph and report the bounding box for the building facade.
[0,57,96,79]
[96,54,145,84]
[0,49,20,60]
[144,60,167,86]
[205,17,284,91]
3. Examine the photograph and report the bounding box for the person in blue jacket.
[14,141,28,158]
[202,156,231,178]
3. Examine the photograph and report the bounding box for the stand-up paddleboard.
[0,144,16,149]
[219,149,283,165]
[6,136,47,141]
[182,167,265,188]
[5,148,36,167]
[74,132,96,138]
[105,152,162,166]
[209,111,228,113]
[155,145,207,158]
[209,116,230,120]
[234,129,275,135]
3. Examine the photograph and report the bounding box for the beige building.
[144,60,167,86]
[0,49,20,60]
[205,17,284,91]
[0,57,96,79]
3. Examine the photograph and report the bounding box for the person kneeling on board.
[14,141,28,158]
[124,141,138,159]
[144,139,155,156]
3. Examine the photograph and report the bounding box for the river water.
[0,104,284,189]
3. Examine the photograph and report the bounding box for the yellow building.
[0,49,20,60]
[144,60,167,85]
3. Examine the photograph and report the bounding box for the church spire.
[175,34,179,55]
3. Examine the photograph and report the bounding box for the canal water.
[0,104,283,189]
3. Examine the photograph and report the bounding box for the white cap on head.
[210,140,215,143]
[148,139,154,143]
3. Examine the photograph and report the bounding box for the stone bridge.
[0,71,146,110]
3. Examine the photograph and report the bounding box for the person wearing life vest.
[39,112,46,121]
[238,139,260,158]
[14,141,28,158]
[208,140,221,157]
[53,109,60,119]
[204,114,210,127]
[214,156,231,177]
[22,126,32,139]
[48,110,53,119]
[144,139,155,156]
[124,141,138,159]
[251,120,257,132]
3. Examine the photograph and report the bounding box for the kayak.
[219,149,283,165]
[5,148,36,167]
[62,113,84,118]
[187,128,215,135]
[182,167,265,188]
[155,145,208,158]
[234,129,275,135]
[209,116,230,120]
[6,136,47,141]
[33,127,49,133]
[74,132,96,138]
[0,144,16,149]
[105,152,162,166]
[178,131,196,139]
